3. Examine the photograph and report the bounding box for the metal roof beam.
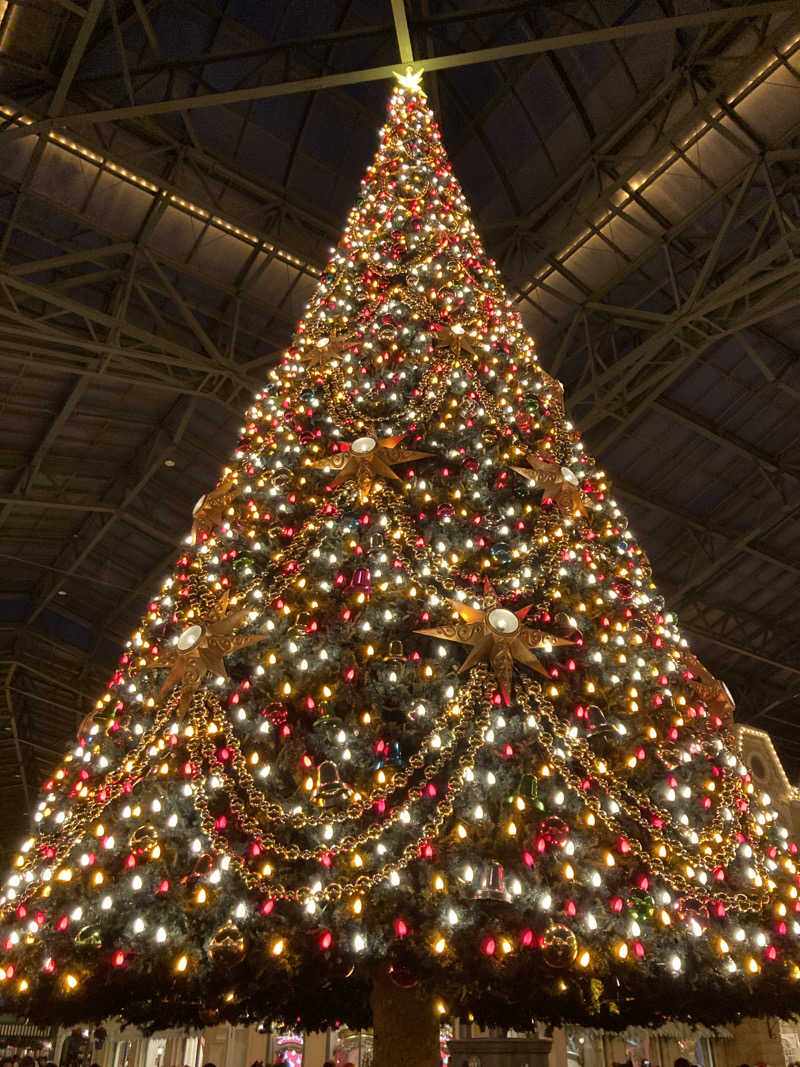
[74,21,396,86]
[390,0,414,66]
[677,595,799,676]
[83,543,182,662]
[0,273,260,395]
[670,496,800,606]
[0,658,99,700]
[614,481,800,584]
[648,397,800,482]
[681,622,800,677]
[23,396,195,627]
[513,20,800,322]
[0,494,175,541]
[2,2,793,136]
[2,664,30,812]
[563,174,800,452]
[47,0,104,119]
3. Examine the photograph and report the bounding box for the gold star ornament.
[416,585,573,705]
[310,434,431,504]
[537,369,565,418]
[149,594,267,718]
[512,455,587,517]
[191,472,241,545]
[681,651,735,725]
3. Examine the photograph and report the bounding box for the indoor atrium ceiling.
[0,0,799,856]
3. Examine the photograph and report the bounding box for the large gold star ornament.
[416,586,572,705]
[436,324,481,358]
[191,472,241,545]
[149,595,267,718]
[310,434,431,503]
[512,455,587,517]
[296,334,351,372]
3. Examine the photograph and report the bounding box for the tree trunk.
[370,970,441,1067]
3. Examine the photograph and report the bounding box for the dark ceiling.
[0,0,799,856]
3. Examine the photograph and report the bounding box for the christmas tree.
[2,73,799,1053]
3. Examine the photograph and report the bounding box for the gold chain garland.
[324,351,456,432]
[188,679,493,903]
[532,686,743,854]
[1,697,183,914]
[198,690,477,833]
[516,683,771,912]
[373,482,565,602]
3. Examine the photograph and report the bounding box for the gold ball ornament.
[660,746,682,771]
[541,923,578,968]
[129,823,159,853]
[75,924,103,949]
[209,920,247,966]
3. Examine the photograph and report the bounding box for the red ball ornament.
[539,815,570,850]
[611,577,633,600]
[261,702,289,727]
[677,896,709,933]
[388,963,419,988]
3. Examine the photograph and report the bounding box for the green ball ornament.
[129,823,159,854]
[627,889,655,923]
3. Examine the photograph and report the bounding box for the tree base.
[448,1036,552,1067]
[370,970,441,1067]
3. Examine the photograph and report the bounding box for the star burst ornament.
[537,369,565,417]
[436,324,478,357]
[416,584,572,704]
[296,334,351,372]
[149,594,267,718]
[191,472,241,545]
[512,455,587,517]
[310,434,431,504]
